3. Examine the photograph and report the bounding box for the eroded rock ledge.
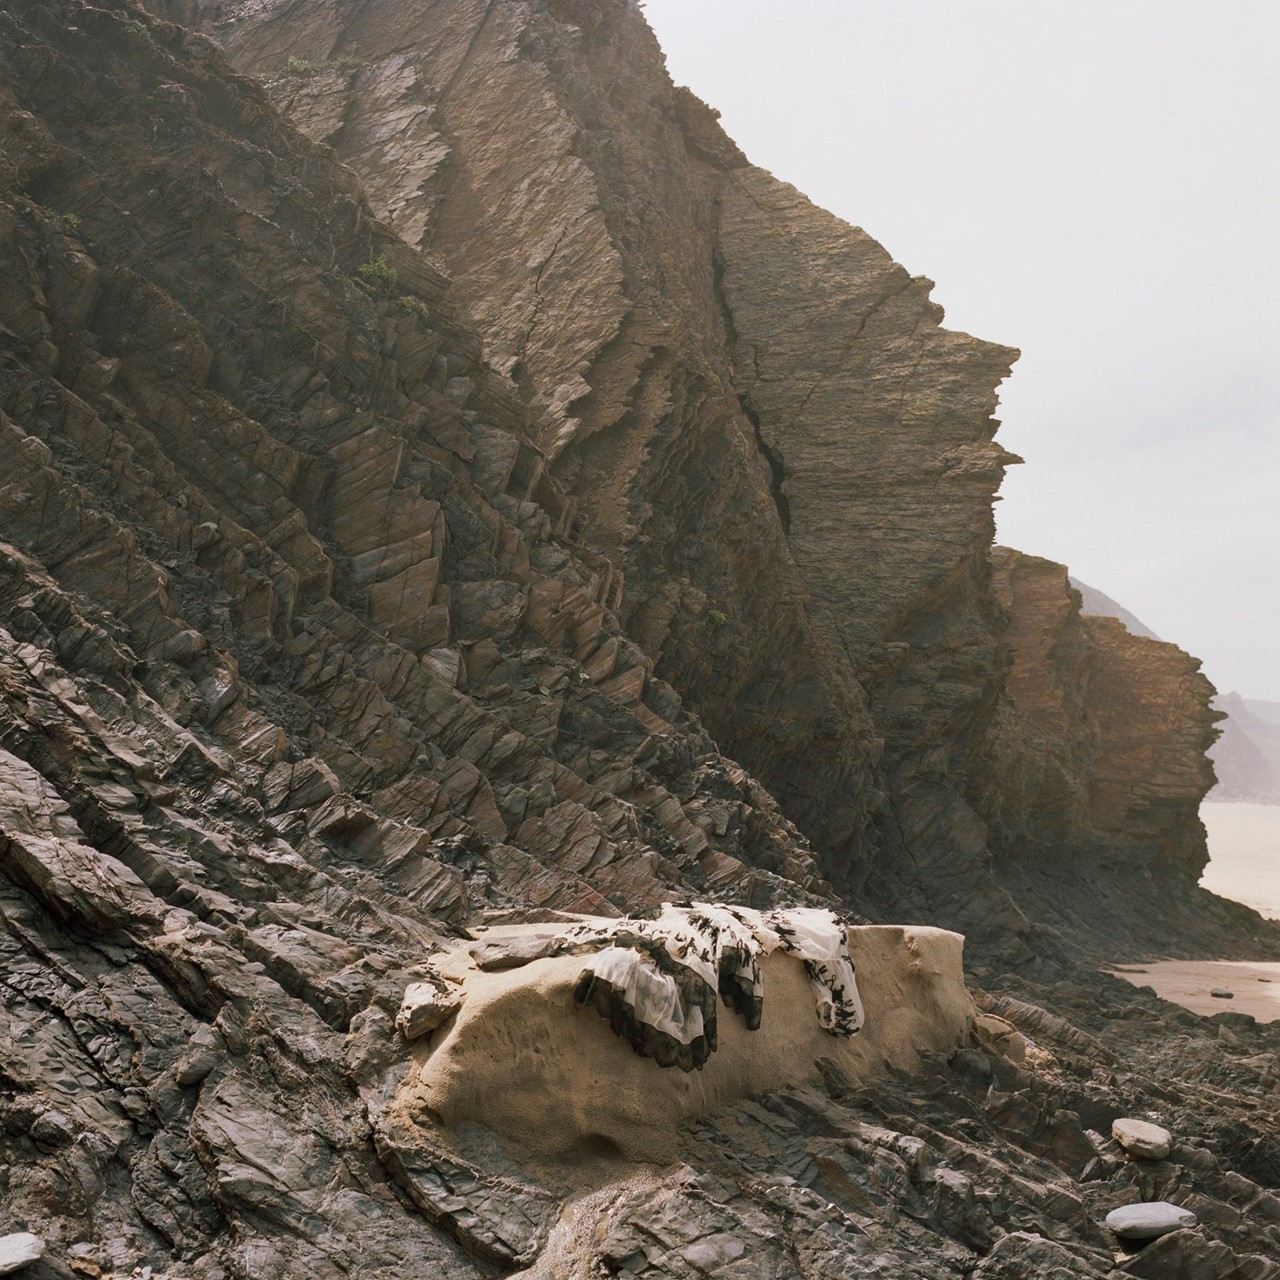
[394,920,969,1162]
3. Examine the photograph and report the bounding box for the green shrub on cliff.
[286,54,368,76]
[356,254,397,295]
[397,295,431,321]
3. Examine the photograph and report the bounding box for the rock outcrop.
[148,0,1039,937]
[396,921,970,1161]
[980,551,1225,938]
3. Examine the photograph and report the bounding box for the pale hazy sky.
[643,0,1280,700]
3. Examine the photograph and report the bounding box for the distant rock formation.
[1070,576,1161,640]
[1210,693,1280,803]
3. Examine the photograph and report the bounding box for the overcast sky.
[643,0,1280,700]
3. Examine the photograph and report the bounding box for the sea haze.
[1201,801,1280,921]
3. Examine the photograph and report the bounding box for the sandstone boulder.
[396,977,463,1041]
[395,923,972,1161]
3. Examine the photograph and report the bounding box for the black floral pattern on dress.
[550,903,863,1072]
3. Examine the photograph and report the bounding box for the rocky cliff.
[980,551,1230,945]
[3,2,1278,1278]
[1070,585,1280,805]
[147,0,1036,937]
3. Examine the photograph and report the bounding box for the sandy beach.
[1107,960,1280,1022]
[1199,801,1280,920]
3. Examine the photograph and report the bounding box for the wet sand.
[1106,960,1280,1022]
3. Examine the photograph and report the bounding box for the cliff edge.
[150,0,1041,940]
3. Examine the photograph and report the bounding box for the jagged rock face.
[150,0,889,892]
[155,0,1032,929]
[714,168,1023,930]
[0,0,832,923]
[1083,615,1220,863]
[0,7,844,1268]
[984,549,1221,891]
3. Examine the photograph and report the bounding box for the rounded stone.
[1105,1201,1197,1240]
[1112,1117,1173,1160]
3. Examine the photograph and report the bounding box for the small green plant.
[286,54,366,76]
[61,212,81,232]
[357,253,397,294]
[708,610,727,627]
[123,19,149,37]
[397,295,430,320]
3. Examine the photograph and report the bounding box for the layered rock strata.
[0,1,832,928]
[0,8,834,1270]
[980,550,1225,940]
[153,0,1036,934]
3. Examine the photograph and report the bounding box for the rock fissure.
[740,393,790,536]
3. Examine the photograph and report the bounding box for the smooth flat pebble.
[1106,1201,1197,1240]
[1112,1118,1173,1160]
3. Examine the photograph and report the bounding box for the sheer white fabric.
[561,902,863,1070]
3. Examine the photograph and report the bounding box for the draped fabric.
[551,903,864,1072]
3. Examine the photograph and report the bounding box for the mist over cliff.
[1210,695,1280,804]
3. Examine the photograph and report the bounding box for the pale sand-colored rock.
[1105,1201,1197,1240]
[396,979,462,1041]
[1106,960,1280,1022]
[396,924,972,1161]
[1112,1117,1173,1160]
